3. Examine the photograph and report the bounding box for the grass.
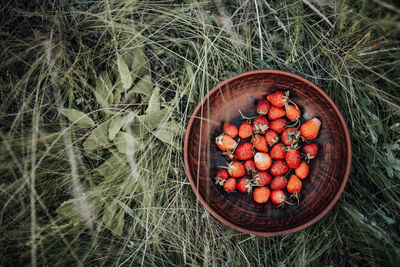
[1,0,400,266]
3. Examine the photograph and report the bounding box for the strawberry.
[253,171,271,186]
[302,143,319,159]
[216,134,237,151]
[227,161,246,178]
[253,187,271,204]
[244,159,256,175]
[215,169,229,186]
[264,129,279,146]
[238,121,253,139]
[270,160,289,176]
[295,161,309,179]
[254,152,272,171]
[223,122,238,138]
[270,176,287,190]
[287,174,302,194]
[285,104,300,121]
[256,99,270,115]
[285,147,301,169]
[267,91,288,108]
[269,118,287,134]
[252,135,268,152]
[224,150,236,161]
[253,116,269,134]
[270,143,286,159]
[300,118,321,140]
[237,178,252,194]
[224,178,237,192]
[235,143,254,161]
[268,106,286,121]
[270,190,288,206]
[281,127,300,146]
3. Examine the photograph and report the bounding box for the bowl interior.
[184,71,350,235]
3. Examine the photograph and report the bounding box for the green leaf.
[131,74,153,96]
[114,91,121,104]
[134,109,169,132]
[155,120,180,146]
[95,152,128,178]
[117,53,132,89]
[109,115,126,141]
[95,71,114,104]
[102,202,117,229]
[61,108,95,127]
[83,121,111,152]
[130,48,149,79]
[146,86,160,114]
[113,131,140,154]
[114,210,125,236]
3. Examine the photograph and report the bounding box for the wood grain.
[184,70,352,236]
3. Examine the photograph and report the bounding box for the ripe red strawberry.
[216,134,237,152]
[253,187,270,204]
[265,129,279,146]
[271,190,287,206]
[235,143,254,161]
[237,178,252,194]
[268,106,286,121]
[215,169,229,186]
[244,159,256,175]
[254,152,272,171]
[270,160,289,176]
[253,116,269,134]
[238,121,253,138]
[224,178,237,192]
[281,127,300,146]
[285,104,300,121]
[227,161,246,178]
[287,174,302,194]
[270,176,287,190]
[267,91,288,108]
[269,118,287,134]
[256,99,270,115]
[300,118,321,140]
[302,143,319,159]
[270,143,286,159]
[285,148,301,169]
[252,135,268,152]
[223,122,238,138]
[295,161,309,179]
[253,171,271,186]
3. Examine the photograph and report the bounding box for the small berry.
[267,91,288,108]
[238,121,253,139]
[295,161,309,179]
[235,143,255,161]
[237,178,252,194]
[254,152,272,171]
[300,118,321,140]
[216,134,237,151]
[253,171,271,186]
[227,161,246,178]
[302,143,319,159]
[215,169,229,186]
[253,187,271,204]
[268,106,286,121]
[223,122,238,138]
[244,159,256,175]
[224,178,237,192]
[265,129,279,146]
[287,174,302,194]
[270,176,287,190]
[253,116,269,134]
[285,148,301,169]
[271,190,287,206]
[270,160,289,176]
[269,118,287,134]
[252,135,268,152]
[285,105,300,121]
[270,143,286,159]
[281,127,300,146]
[256,99,271,115]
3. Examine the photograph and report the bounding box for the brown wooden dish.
[183,70,351,236]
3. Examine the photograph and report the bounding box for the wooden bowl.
[184,70,351,236]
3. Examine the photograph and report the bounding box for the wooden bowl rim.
[183,69,352,236]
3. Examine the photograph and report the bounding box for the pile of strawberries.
[215,90,321,206]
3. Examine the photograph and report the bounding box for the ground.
[1,0,400,266]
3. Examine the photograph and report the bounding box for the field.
[1,0,400,266]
